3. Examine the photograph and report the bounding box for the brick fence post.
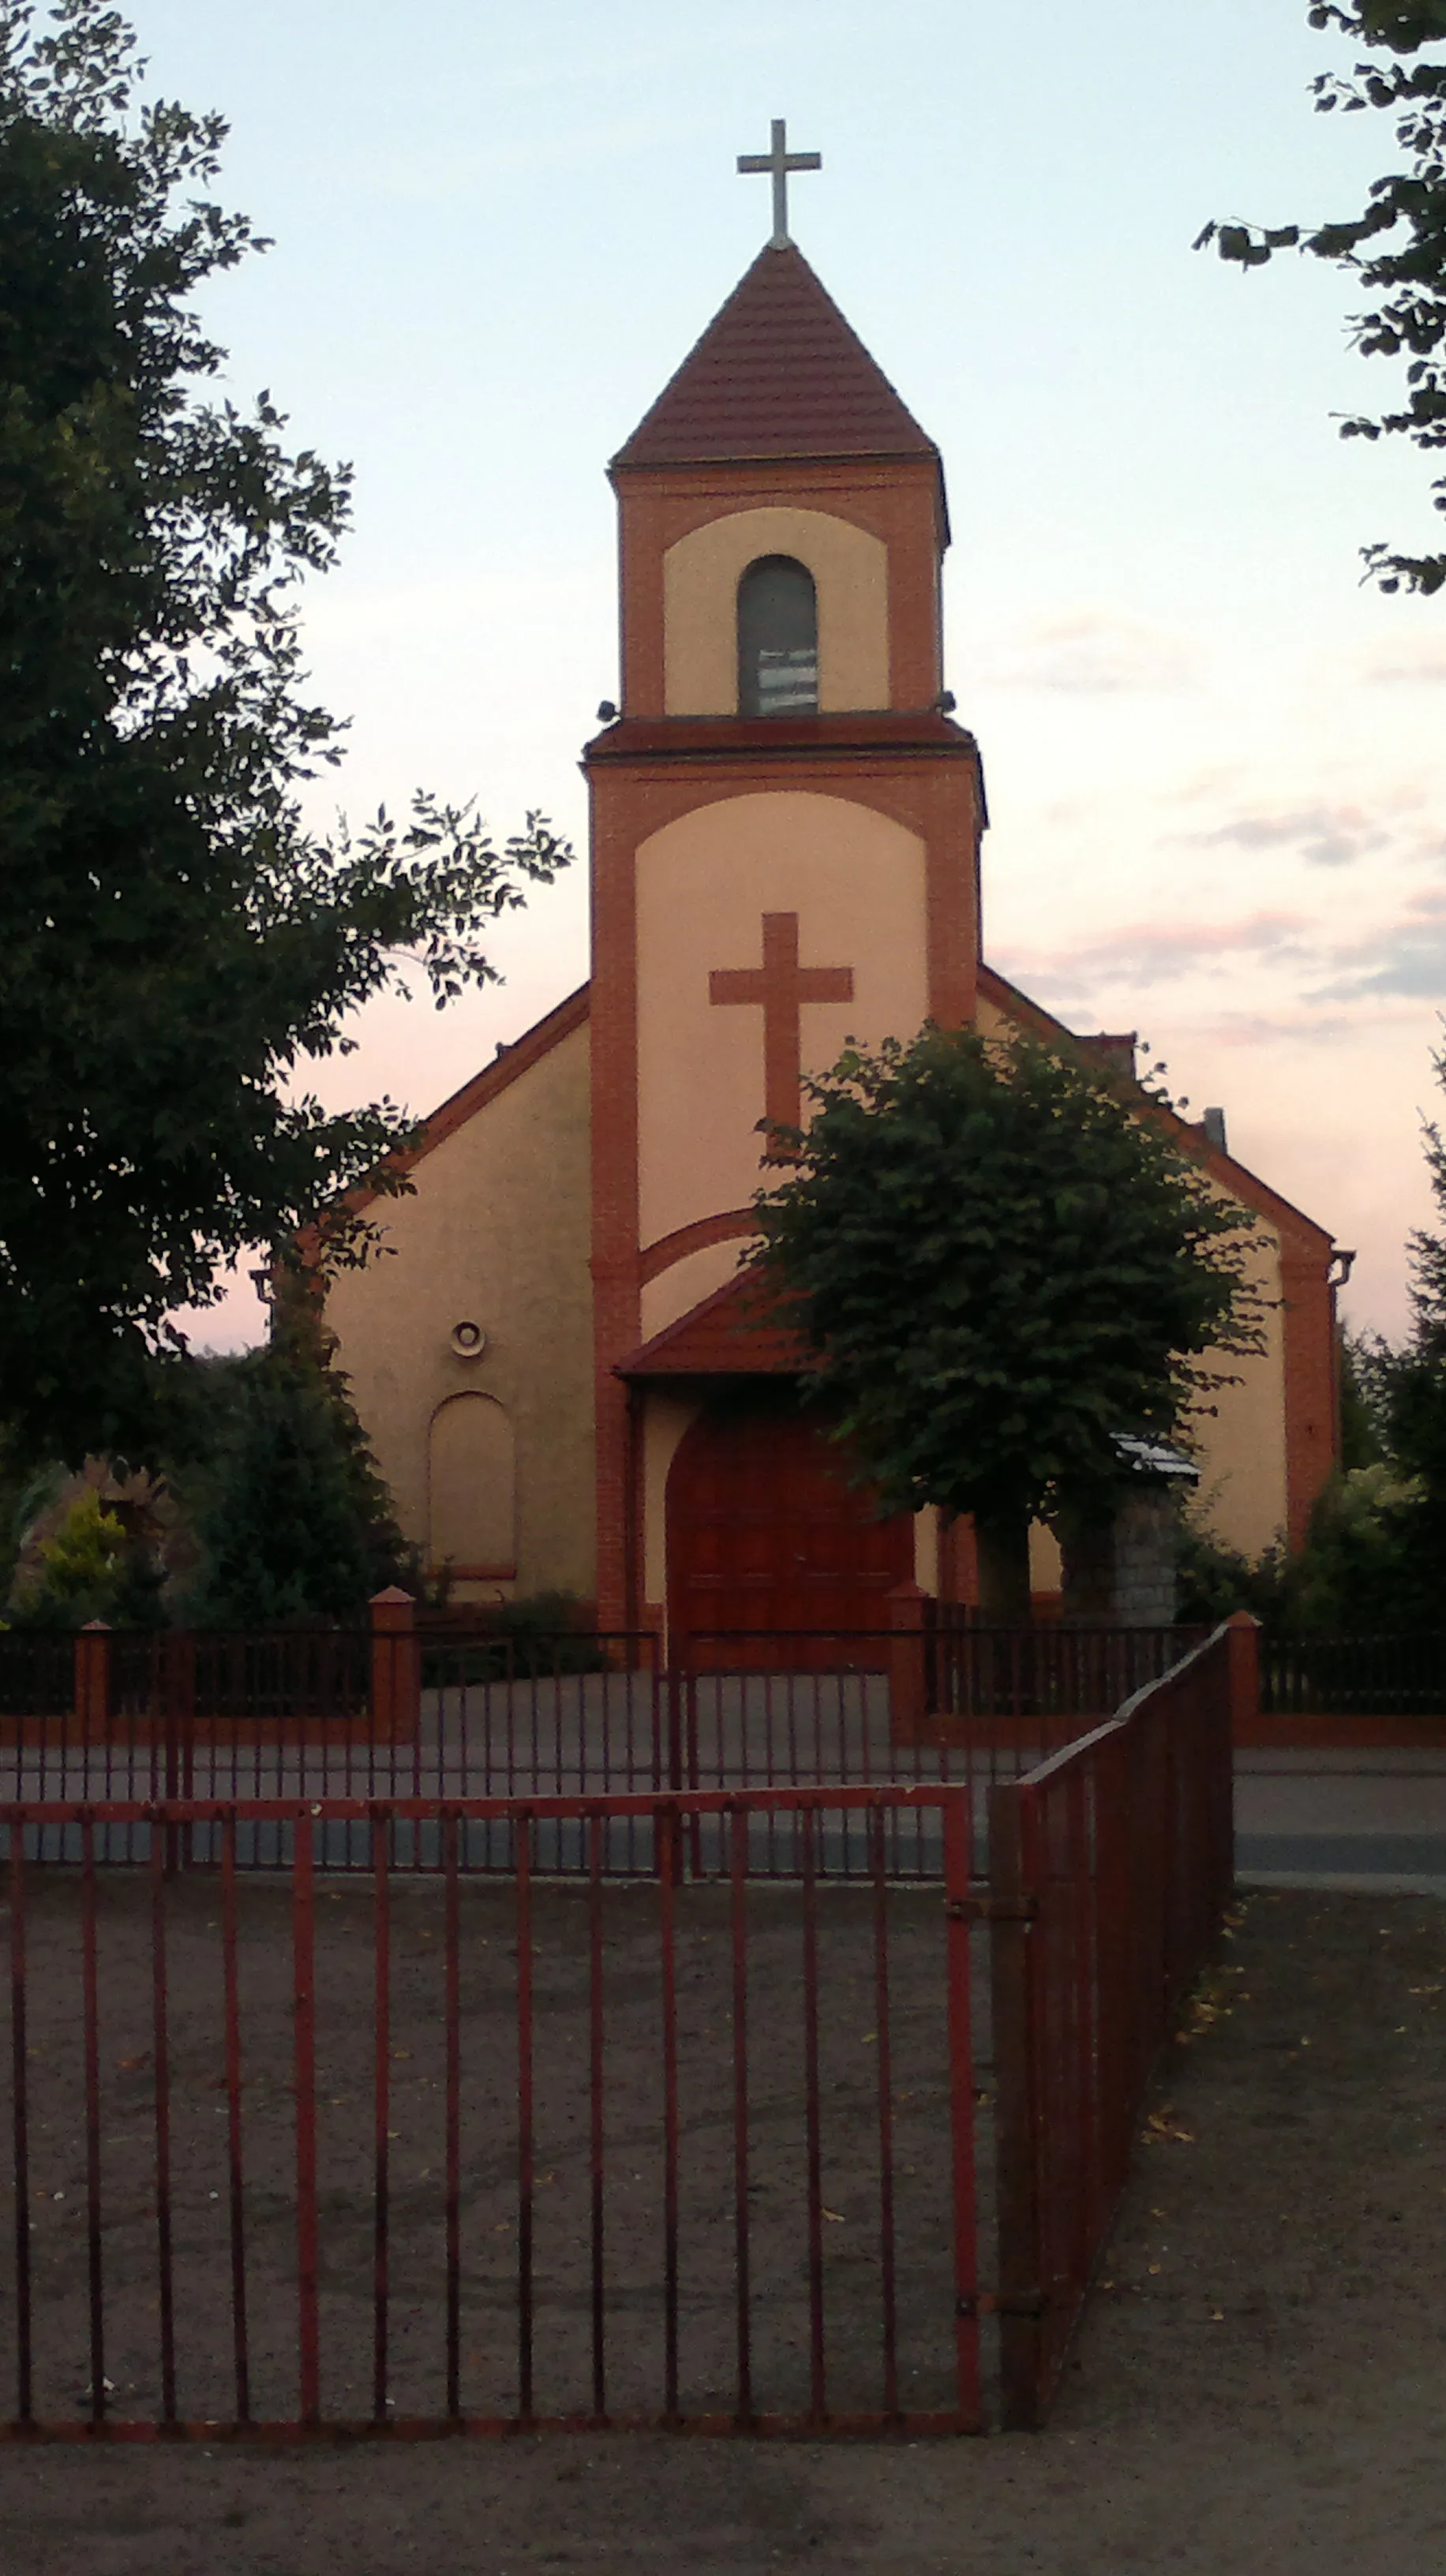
[1224,1610,1261,1748]
[74,1619,111,1740]
[887,1580,929,1739]
[369,1588,420,1743]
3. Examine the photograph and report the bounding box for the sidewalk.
[1235,1745,1446,1888]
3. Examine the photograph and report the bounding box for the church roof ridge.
[976,963,1335,1251]
[610,242,940,472]
[341,983,590,1218]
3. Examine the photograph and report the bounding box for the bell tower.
[585,172,987,1634]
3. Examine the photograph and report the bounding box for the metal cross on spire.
[737,118,822,249]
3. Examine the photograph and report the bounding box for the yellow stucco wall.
[914,1505,940,1593]
[640,1237,753,1341]
[1187,1226,1288,1563]
[662,507,890,716]
[635,792,928,1252]
[976,987,1291,1562]
[1029,1522,1064,1594]
[642,1391,703,1608]
[324,1020,596,1601]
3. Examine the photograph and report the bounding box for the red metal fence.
[987,1620,1239,2427]
[0,1788,982,2440]
[1259,1629,1446,1721]
[0,1615,1202,1860]
[0,1622,1247,2441]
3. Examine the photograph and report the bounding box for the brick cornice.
[585,711,979,768]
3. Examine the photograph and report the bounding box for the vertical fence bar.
[1090,1735,1133,2230]
[515,1812,534,2426]
[150,1832,177,2422]
[987,1780,1040,2429]
[444,1808,462,2421]
[220,1811,251,2424]
[588,1811,607,2422]
[729,1803,752,2425]
[683,1644,701,1793]
[657,1805,680,2423]
[1066,1766,1099,2327]
[942,1787,980,2432]
[372,1809,391,2423]
[869,1804,899,2421]
[9,1822,32,2424]
[800,1805,826,2425]
[292,1815,320,2427]
[81,1818,105,2424]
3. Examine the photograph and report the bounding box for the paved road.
[1235,1746,1446,1888]
[6,1689,1446,1886]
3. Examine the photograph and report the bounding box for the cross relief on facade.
[709,910,855,1158]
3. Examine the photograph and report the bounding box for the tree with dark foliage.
[0,2,571,1465]
[176,1341,406,1630]
[1384,1039,1446,1581]
[1197,2,1446,594]
[751,1028,1261,1616]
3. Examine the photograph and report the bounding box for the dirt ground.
[1,1884,1444,2572]
[1,1874,971,2429]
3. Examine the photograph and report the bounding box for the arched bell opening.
[736,555,819,717]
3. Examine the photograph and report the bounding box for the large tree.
[1197,1,1446,594]
[751,1028,1262,1615]
[0,1,571,1464]
[1384,1035,1446,1574]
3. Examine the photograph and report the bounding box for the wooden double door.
[665,1384,913,1657]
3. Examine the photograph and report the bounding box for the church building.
[325,140,1341,1640]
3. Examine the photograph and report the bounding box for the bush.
[1174,1515,1292,1631]
[6,1487,164,1630]
[420,1593,605,1684]
[1177,1459,1438,1638]
[173,1340,406,1629]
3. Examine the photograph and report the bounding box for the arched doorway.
[665,1384,913,1657]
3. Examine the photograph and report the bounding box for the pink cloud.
[997,909,1313,990]
[1193,807,1388,871]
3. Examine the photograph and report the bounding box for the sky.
[112,0,1446,1346]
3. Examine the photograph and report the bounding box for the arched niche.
[736,555,818,716]
[427,1391,517,1575]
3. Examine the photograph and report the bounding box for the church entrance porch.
[663,1382,914,1663]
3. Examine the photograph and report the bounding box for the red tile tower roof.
[611,242,940,470]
